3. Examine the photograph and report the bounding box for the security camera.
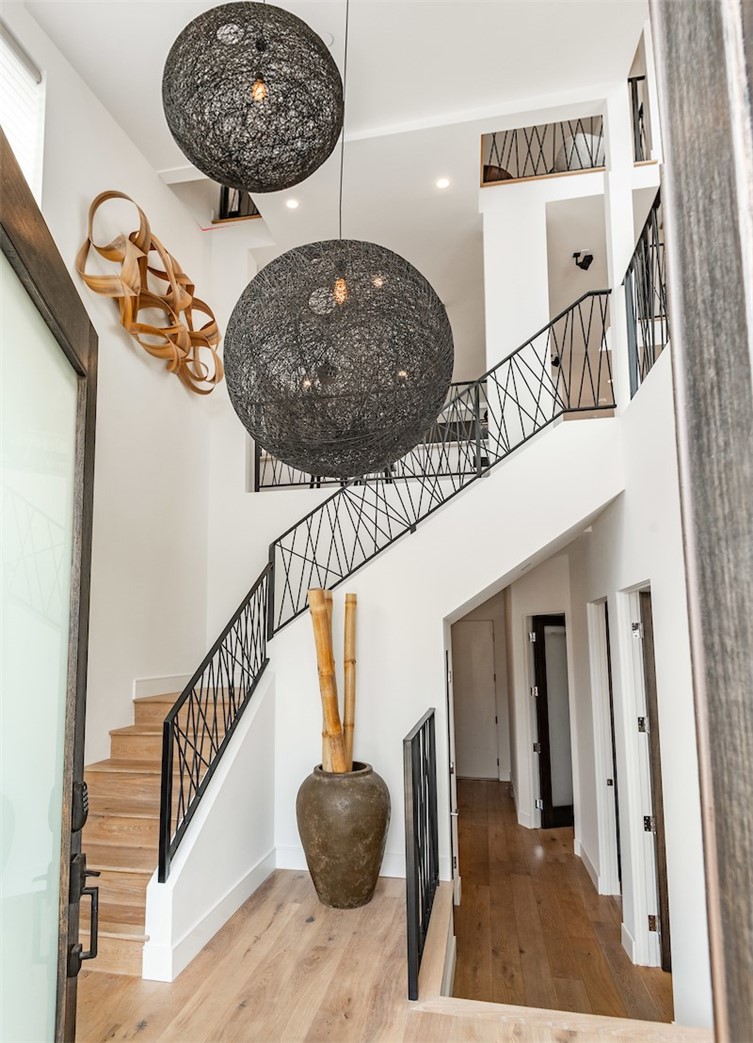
[573,251,594,271]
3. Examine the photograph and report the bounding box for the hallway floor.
[453,779,674,1022]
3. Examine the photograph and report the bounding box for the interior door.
[451,621,498,779]
[532,614,574,828]
[603,602,622,888]
[639,590,672,972]
[0,131,98,1041]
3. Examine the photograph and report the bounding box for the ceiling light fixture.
[286,199,300,209]
[436,177,451,189]
[163,3,344,193]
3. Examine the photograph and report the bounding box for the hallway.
[453,780,674,1022]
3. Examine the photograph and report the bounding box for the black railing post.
[158,720,174,883]
[404,730,419,1001]
[266,544,276,641]
[253,440,261,493]
[474,383,482,477]
[404,709,438,1002]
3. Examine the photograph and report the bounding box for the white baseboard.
[133,673,193,699]
[274,845,452,883]
[621,921,637,962]
[516,808,533,829]
[575,840,600,893]
[497,769,511,782]
[142,848,275,982]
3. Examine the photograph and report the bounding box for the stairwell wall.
[4,6,216,765]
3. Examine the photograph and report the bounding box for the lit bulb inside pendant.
[251,76,268,103]
[333,277,348,305]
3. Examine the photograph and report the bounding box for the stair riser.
[85,769,162,804]
[91,869,150,906]
[110,730,226,763]
[84,814,159,847]
[79,930,144,976]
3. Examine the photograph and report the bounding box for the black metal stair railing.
[269,290,613,632]
[482,116,605,184]
[624,190,668,397]
[254,381,488,491]
[158,290,613,879]
[628,75,649,163]
[404,708,439,1001]
[158,564,271,880]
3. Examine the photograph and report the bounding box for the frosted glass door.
[1,251,78,1042]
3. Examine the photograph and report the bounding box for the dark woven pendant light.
[224,240,454,478]
[162,2,343,193]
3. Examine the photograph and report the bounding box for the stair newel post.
[474,383,483,477]
[266,546,276,642]
[158,717,175,883]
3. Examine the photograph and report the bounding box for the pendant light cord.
[338,0,350,240]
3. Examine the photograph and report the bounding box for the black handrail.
[624,190,668,397]
[404,709,439,1001]
[158,564,271,880]
[482,116,605,184]
[159,290,614,879]
[269,290,613,632]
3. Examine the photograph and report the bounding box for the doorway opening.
[530,613,574,828]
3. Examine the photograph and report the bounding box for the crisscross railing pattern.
[625,190,668,396]
[159,291,613,879]
[158,564,271,879]
[254,381,487,490]
[269,291,612,631]
[482,116,605,184]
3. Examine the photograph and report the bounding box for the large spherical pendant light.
[162,3,344,193]
[224,240,455,478]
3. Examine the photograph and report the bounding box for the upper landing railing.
[158,290,614,880]
[624,190,668,396]
[481,115,605,186]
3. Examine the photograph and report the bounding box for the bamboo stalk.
[308,588,348,773]
[343,593,357,771]
[322,590,334,772]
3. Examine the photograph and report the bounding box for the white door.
[452,621,498,778]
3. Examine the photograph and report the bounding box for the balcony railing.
[404,708,439,1001]
[481,116,605,185]
[217,186,261,222]
[253,381,489,491]
[624,190,668,396]
[628,75,650,162]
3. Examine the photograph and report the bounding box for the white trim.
[587,599,621,896]
[621,920,637,962]
[574,838,600,893]
[133,673,193,699]
[142,848,276,982]
[441,932,457,997]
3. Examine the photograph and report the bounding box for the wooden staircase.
[81,693,179,976]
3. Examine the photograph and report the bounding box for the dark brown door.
[639,590,672,972]
[1,130,98,1041]
[532,614,574,828]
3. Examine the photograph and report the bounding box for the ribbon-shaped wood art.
[76,191,223,395]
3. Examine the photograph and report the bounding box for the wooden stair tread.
[110,725,162,737]
[80,924,148,943]
[82,901,146,927]
[85,842,156,873]
[134,691,233,705]
[87,758,163,775]
[87,802,159,820]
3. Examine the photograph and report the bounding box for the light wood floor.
[453,780,673,1022]
[76,864,711,1042]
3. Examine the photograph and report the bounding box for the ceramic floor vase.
[296,761,391,909]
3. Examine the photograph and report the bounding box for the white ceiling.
[26,0,648,378]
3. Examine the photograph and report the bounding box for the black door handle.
[80,883,99,961]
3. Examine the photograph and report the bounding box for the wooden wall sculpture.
[76,191,223,394]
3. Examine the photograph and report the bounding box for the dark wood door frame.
[1,130,98,1041]
[638,592,671,973]
[603,602,622,889]
[531,614,574,829]
[649,1,753,1037]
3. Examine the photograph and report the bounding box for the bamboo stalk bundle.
[343,593,357,771]
[322,590,334,772]
[308,589,348,773]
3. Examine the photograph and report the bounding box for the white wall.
[452,591,511,781]
[565,353,712,1027]
[269,419,623,883]
[143,673,276,982]
[505,554,576,831]
[4,6,217,764]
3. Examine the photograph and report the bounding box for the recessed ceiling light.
[435,177,451,190]
[286,199,300,209]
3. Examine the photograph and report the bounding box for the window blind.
[0,20,44,201]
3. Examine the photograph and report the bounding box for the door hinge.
[638,716,648,732]
[449,761,455,776]
[606,778,614,787]
[530,685,538,698]
[648,914,658,932]
[453,855,457,871]
[528,631,536,643]
[535,798,544,810]
[447,668,452,684]
[632,622,644,639]
[644,815,655,833]
[533,742,541,753]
